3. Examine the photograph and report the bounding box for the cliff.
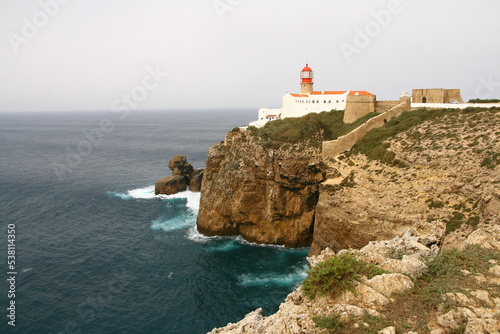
[312,107,499,256]
[196,129,326,247]
[206,107,499,333]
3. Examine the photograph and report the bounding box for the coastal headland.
[196,104,499,333]
[155,104,499,333]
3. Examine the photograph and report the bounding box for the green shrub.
[426,198,444,209]
[252,110,378,147]
[417,245,500,309]
[469,98,500,103]
[467,215,480,228]
[313,314,343,331]
[444,211,465,233]
[302,252,385,300]
[352,108,453,164]
[481,152,500,169]
[351,107,500,165]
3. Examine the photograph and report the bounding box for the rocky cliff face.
[196,130,326,247]
[209,223,500,334]
[206,108,499,333]
[311,108,499,256]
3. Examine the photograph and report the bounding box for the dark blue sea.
[0,109,309,334]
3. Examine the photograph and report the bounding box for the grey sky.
[1,0,499,112]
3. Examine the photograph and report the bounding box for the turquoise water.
[0,110,309,333]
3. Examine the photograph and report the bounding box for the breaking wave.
[107,186,200,212]
[238,264,308,287]
[108,186,201,232]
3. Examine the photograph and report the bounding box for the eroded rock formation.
[209,223,500,334]
[155,155,204,195]
[196,130,326,247]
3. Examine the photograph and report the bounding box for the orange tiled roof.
[348,91,375,96]
[290,91,374,97]
[311,91,347,95]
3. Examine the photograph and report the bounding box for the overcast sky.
[1,0,499,112]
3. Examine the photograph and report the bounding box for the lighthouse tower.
[300,64,314,94]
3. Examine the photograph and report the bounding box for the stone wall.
[375,100,400,112]
[323,100,410,159]
[444,89,463,103]
[412,88,463,103]
[343,94,376,123]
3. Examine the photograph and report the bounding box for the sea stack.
[155,155,204,195]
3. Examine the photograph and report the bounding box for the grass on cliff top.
[469,98,500,103]
[351,106,500,165]
[302,252,385,300]
[249,110,378,147]
[313,245,500,333]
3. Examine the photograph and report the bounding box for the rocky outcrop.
[188,168,204,192]
[154,155,204,195]
[209,223,500,334]
[155,175,187,195]
[196,130,326,247]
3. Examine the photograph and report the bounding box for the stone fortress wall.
[343,94,377,123]
[343,97,402,124]
[323,97,411,159]
[375,100,400,111]
[412,88,463,103]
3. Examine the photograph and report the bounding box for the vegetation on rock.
[352,107,500,166]
[249,110,378,147]
[312,245,500,333]
[302,252,385,300]
[469,98,500,103]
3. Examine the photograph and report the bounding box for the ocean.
[0,109,309,334]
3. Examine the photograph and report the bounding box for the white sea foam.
[238,264,308,287]
[108,185,156,200]
[186,227,226,243]
[187,228,306,250]
[236,236,286,249]
[159,191,201,212]
[151,213,197,232]
[204,240,242,252]
[109,186,201,212]
[108,186,202,232]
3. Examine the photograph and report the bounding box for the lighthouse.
[300,64,314,94]
[249,63,376,128]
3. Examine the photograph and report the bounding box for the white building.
[250,64,374,127]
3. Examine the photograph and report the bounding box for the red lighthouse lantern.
[300,64,314,93]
